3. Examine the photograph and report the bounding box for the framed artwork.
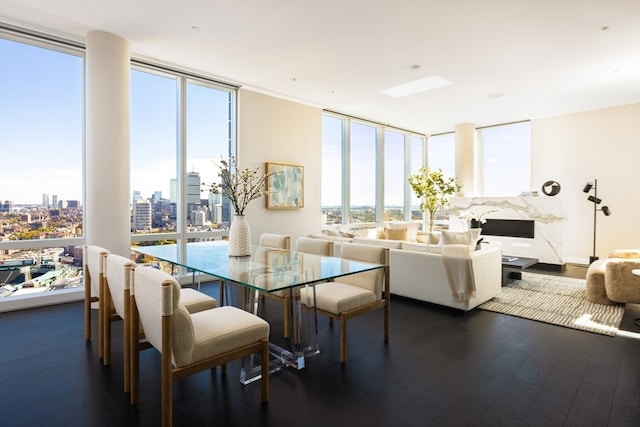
[265,162,304,209]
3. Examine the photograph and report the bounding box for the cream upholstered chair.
[256,233,293,337]
[84,245,109,357]
[102,254,137,390]
[295,236,334,257]
[259,233,290,250]
[300,243,389,363]
[131,266,269,426]
[103,256,218,403]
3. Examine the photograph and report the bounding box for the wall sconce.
[584,179,612,264]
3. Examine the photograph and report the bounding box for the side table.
[501,256,538,285]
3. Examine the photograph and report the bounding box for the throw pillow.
[326,229,341,237]
[384,227,407,241]
[441,228,482,248]
[339,231,356,238]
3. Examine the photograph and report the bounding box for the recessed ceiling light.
[191,26,200,31]
[488,92,504,99]
[381,75,452,98]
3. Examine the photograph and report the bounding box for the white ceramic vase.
[228,214,252,257]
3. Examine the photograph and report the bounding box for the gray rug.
[479,272,625,336]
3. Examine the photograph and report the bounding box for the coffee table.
[501,255,538,285]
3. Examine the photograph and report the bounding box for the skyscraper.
[132,198,152,231]
[186,172,201,219]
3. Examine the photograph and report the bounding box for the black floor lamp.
[583,179,612,264]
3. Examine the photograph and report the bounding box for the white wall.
[531,103,640,264]
[237,89,323,246]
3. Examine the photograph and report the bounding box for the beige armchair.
[586,249,640,304]
[300,243,389,363]
[131,266,269,426]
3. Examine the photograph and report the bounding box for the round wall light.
[542,180,561,196]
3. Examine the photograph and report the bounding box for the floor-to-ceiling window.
[478,121,531,196]
[0,31,85,306]
[321,115,344,225]
[130,64,236,247]
[321,112,426,227]
[427,132,456,178]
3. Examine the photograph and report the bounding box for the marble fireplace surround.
[447,196,566,265]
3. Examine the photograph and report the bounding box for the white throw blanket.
[442,244,476,302]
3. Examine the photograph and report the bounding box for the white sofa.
[306,231,502,311]
[390,245,502,311]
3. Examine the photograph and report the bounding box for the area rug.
[479,272,624,336]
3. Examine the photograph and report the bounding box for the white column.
[455,123,475,196]
[85,31,130,256]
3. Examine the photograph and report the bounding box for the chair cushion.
[190,306,269,365]
[300,282,376,315]
[180,288,217,314]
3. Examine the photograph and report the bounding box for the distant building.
[132,198,152,231]
[132,190,141,202]
[42,193,49,208]
[186,172,201,219]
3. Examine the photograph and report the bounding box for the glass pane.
[481,122,531,196]
[0,38,83,239]
[410,136,424,221]
[427,133,456,178]
[186,80,232,228]
[384,130,404,221]
[130,69,178,233]
[350,122,377,224]
[321,115,343,225]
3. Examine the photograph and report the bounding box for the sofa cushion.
[385,221,420,242]
[384,227,407,241]
[441,228,482,248]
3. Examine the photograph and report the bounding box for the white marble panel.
[448,196,566,265]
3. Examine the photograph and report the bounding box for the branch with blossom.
[203,157,272,216]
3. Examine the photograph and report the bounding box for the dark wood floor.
[2,266,639,427]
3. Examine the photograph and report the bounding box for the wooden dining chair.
[84,245,109,358]
[131,266,269,427]
[300,243,389,363]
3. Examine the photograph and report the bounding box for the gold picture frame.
[265,162,304,209]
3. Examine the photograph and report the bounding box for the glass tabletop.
[131,240,384,293]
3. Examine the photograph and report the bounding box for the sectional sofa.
[307,226,502,311]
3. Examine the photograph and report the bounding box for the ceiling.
[1,0,639,134]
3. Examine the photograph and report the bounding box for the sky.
[1,38,231,205]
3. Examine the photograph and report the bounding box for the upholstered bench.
[585,259,612,304]
[585,249,640,305]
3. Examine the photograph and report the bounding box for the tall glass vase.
[228,214,252,257]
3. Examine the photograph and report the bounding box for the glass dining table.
[131,240,386,382]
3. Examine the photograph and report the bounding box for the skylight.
[380,75,453,98]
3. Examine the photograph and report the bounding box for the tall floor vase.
[228,214,252,257]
